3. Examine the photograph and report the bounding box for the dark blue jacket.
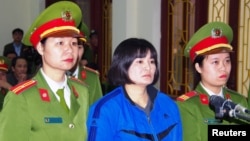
[87,85,182,141]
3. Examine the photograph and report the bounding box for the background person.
[3,28,29,57]
[176,21,249,141]
[0,1,89,141]
[67,25,103,106]
[4,50,17,62]
[82,29,99,70]
[87,38,182,141]
[6,56,32,86]
[0,56,12,111]
[3,28,36,74]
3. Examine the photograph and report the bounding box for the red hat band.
[0,64,8,72]
[30,18,79,47]
[189,36,231,61]
[79,31,87,42]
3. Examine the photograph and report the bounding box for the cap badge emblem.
[211,28,222,38]
[61,10,72,21]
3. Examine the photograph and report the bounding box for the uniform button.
[69,123,75,128]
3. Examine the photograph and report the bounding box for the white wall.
[0,0,44,54]
[112,0,161,88]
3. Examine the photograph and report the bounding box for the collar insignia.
[39,88,50,102]
[72,86,79,98]
[225,93,231,99]
[199,94,209,105]
[81,70,87,80]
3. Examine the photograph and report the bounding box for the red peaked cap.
[184,22,233,62]
[30,18,82,47]
[0,56,10,72]
[23,1,85,47]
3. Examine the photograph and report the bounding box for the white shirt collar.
[72,66,79,78]
[200,82,224,98]
[41,68,67,91]
[40,69,71,108]
[66,66,79,78]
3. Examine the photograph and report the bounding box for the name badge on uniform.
[204,118,222,124]
[44,117,63,124]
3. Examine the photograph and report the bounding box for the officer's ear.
[36,42,44,56]
[195,62,202,73]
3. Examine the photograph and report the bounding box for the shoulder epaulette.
[225,88,238,95]
[10,80,37,95]
[83,66,99,75]
[176,91,197,102]
[70,77,87,86]
[70,77,84,83]
[223,87,244,98]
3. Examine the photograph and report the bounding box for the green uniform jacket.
[0,69,89,141]
[77,66,102,105]
[176,83,249,141]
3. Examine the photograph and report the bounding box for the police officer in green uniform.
[67,22,103,106]
[0,1,89,141]
[0,56,12,111]
[176,21,249,141]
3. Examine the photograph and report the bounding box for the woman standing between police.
[87,38,182,141]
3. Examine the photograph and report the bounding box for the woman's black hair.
[192,55,204,87]
[107,38,159,86]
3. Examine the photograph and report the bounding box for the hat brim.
[0,67,8,72]
[199,47,233,56]
[43,30,83,38]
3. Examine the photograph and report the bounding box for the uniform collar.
[40,68,67,91]
[67,66,79,78]
[199,82,224,98]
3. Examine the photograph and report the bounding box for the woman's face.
[38,37,79,72]
[196,52,231,89]
[127,51,156,86]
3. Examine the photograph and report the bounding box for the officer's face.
[37,37,79,73]
[196,52,231,92]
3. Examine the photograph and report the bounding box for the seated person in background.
[6,56,31,86]
[0,56,12,111]
[176,21,249,141]
[4,50,17,62]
